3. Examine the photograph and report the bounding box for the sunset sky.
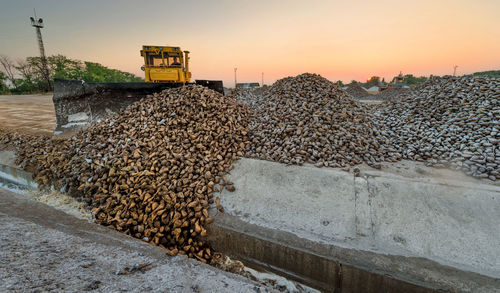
[1,0,499,86]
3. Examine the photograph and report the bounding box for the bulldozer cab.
[140,45,191,83]
[51,46,223,135]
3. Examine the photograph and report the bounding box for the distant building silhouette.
[236,82,260,88]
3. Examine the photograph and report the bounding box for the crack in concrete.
[353,171,360,238]
[365,176,376,240]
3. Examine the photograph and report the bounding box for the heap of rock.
[16,85,250,261]
[236,73,401,168]
[375,76,500,180]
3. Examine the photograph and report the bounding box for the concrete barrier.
[208,158,500,292]
[0,163,37,191]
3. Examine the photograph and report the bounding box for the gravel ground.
[0,188,273,293]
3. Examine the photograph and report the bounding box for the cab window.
[146,53,164,66]
[164,53,182,67]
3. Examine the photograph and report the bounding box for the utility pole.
[261,72,264,87]
[30,9,52,91]
[453,65,458,77]
[234,68,237,88]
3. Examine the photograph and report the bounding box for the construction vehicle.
[52,45,224,134]
[379,71,406,91]
[140,45,191,83]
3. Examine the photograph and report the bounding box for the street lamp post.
[234,68,237,88]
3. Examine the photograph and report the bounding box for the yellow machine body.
[140,45,191,83]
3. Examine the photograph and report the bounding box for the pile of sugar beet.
[2,73,499,262]
[6,85,249,262]
[232,73,499,179]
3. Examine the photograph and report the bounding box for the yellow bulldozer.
[139,45,223,93]
[140,45,191,83]
[52,45,224,134]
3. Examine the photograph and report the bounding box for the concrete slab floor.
[0,94,55,135]
[0,188,275,293]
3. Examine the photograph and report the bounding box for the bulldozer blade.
[195,80,224,95]
[52,79,184,135]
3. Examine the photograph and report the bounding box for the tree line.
[335,70,499,88]
[472,70,500,78]
[335,74,429,88]
[0,54,143,94]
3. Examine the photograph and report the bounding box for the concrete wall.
[0,163,38,191]
[217,158,500,280]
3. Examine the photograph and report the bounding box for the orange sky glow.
[1,0,499,86]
